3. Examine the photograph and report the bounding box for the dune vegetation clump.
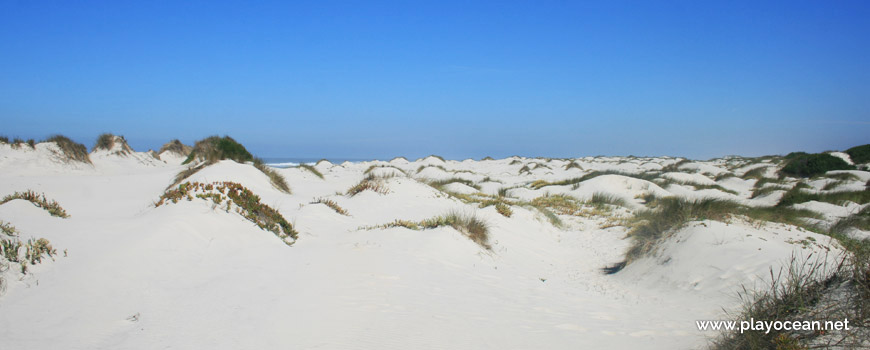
[845,144,870,165]
[253,159,291,193]
[779,153,854,178]
[158,139,193,157]
[44,135,91,164]
[183,136,253,165]
[174,136,290,193]
[299,164,324,179]
[1,190,70,218]
[311,198,349,216]
[92,133,133,154]
[427,177,480,191]
[365,211,491,249]
[156,182,298,244]
[346,174,390,196]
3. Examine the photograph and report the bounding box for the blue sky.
[1,1,868,160]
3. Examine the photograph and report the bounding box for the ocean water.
[262,157,372,168]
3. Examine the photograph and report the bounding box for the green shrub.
[183,136,253,165]
[779,153,854,178]
[845,144,870,164]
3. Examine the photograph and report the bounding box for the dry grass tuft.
[347,174,390,196]
[44,135,91,164]
[299,164,324,179]
[312,198,350,216]
[365,211,491,249]
[253,159,291,193]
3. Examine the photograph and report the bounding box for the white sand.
[0,146,862,349]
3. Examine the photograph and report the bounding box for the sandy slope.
[0,145,862,349]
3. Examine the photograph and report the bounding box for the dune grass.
[1,190,70,218]
[416,164,447,173]
[427,177,481,191]
[158,139,192,156]
[711,251,869,350]
[364,164,406,176]
[252,159,291,193]
[618,197,824,267]
[311,198,349,216]
[44,135,91,164]
[777,187,870,207]
[0,221,17,236]
[297,164,324,179]
[741,166,768,180]
[346,174,390,196]
[366,211,491,249]
[495,202,513,217]
[156,182,297,244]
[564,161,583,170]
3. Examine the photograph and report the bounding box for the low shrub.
[780,153,854,178]
[845,144,870,164]
[183,135,253,165]
[158,139,193,156]
[1,190,70,218]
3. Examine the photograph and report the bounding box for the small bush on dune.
[252,158,291,193]
[93,133,114,151]
[846,144,870,164]
[1,190,69,218]
[366,211,491,249]
[0,136,8,144]
[299,164,324,179]
[0,221,17,236]
[158,139,193,156]
[44,135,91,164]
[183,136,253,165]
[779,153,854,178]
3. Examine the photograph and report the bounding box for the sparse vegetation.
[780,153,854,178]
[311,198,349,216]
[156,182,297,244]
[711,252,869,349]
[416,164,447,173]
[364,211,491,249]
[0,221,16,236]
[44,135,91,164]
[299,164,324,179]
[427,177,481,191]
[346,174,390,196]
[495,202,512,217]
[364,164,406,176]
[252,159,291,193]
[1,190,70,218]
[158,139,193,156]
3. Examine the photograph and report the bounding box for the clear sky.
[1,1,868,160]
